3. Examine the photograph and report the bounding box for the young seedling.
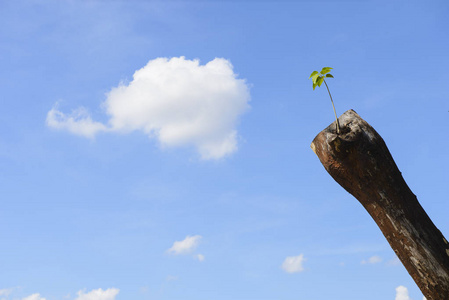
[309,67,340,134]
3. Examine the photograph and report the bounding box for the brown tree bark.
[311,109,449,300]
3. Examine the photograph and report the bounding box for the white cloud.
[387,257,401,266]
[196,254,205,262]
[47,56,251,160]
[361,255,382,264]
[22,294,46,300]
[46,105,108,139]
[75,288,119,300]
[281,254,305,273]
[167,235,202,255]
[0,288,13,297]
[395,286,411,300]
[166,275,178,281]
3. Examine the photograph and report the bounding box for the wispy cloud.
[0,288,13,297]
[166,275,179,282]
[387,257,401,266]
[47,56,251,160]
[75,288,119,300]
[195,254,205,262]
[281,254,305,274]
[167,235,202,256]
[46,105,108,139]
[22,294,46,300]
[1,288,120,300]
[361,255,382,265]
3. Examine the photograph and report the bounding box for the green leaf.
[320,67,333,75]
[326,74,334,78]
[309,71,319,79]
[313,82,317,90]
[316,76,324,87]
[311,74,319,83]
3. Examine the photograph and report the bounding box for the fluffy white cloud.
[75,288,119,300]
[47,57,250,160]
[22,294,46,300]
[281,254,305,273]
[395,286,411,300]
[167,235,202,255]
[361,255,382,264]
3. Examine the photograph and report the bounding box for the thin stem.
[323,79,340,134]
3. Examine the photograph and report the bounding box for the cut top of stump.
[310,109,401,203]
[311,109,377,156]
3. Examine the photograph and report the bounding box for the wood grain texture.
[311,109,449,299]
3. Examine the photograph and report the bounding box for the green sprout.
[309,67,340,134]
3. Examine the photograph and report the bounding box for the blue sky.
[1,0,448,299]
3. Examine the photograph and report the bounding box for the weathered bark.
[311,109,449,300]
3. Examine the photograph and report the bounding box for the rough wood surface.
[311,109,449,300]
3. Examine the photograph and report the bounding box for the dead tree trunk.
[311,109,449,300]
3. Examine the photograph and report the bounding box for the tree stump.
[311,109,449,300]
